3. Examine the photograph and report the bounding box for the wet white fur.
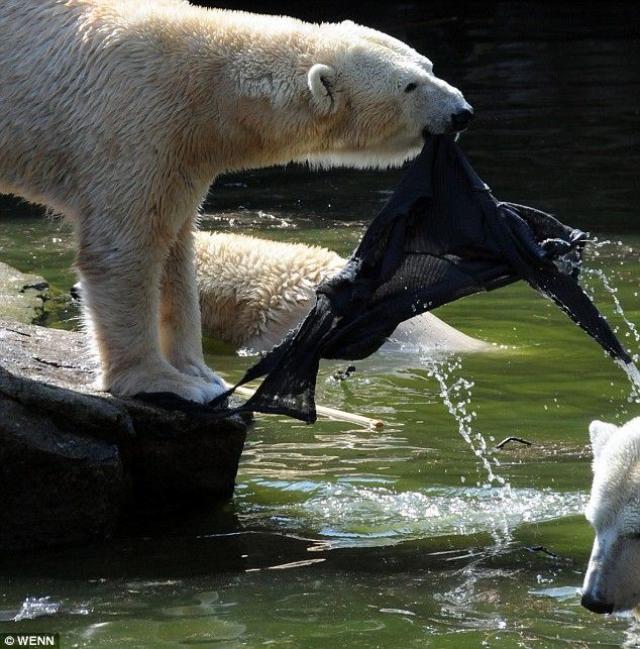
[0,1,469,402]
[194,232,488,353]
[583,417,640,611]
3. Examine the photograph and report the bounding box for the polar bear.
[582,417,640,614]
[0,1,473,403]
[194,231,488,353]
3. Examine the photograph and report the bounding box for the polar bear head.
[224,17,473,171]
[581,417,640,614]
[301,21,473,168]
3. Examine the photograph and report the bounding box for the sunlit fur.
[583,417,640,612]
[194,232,488,353]
[0,1,469,402]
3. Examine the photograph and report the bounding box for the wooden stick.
[495,436,533,450]
[233,385,384,430]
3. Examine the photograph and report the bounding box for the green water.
[1,212,640,647]
[2,1,640,646]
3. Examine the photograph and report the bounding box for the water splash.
[239,480,586,548]
[583,267,640,358]
[620,361,640,402]
[13,596,61,621]
[582,238,640,401]
[423,355,505,488]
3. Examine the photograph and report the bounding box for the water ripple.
[237,481,587,548]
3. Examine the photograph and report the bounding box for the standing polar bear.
[0,0,473,403]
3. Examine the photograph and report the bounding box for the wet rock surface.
[0,318,251,552]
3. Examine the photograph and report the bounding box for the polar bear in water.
[0,1,473,402]
[582,417,640,614]
[194,231,488,353]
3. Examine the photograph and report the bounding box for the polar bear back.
[195,231,345,350]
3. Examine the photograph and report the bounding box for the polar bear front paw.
[169,356,229,392]
[106,359,227,404]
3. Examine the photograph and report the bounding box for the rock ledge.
[0,318,251,552]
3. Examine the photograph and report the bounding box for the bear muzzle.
[421,103,475,139]
[580,590,614,614]
[450,105,475,132]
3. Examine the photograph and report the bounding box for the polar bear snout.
[421,101,474,139]
[581,531,640,614]
[450,105,475,132]
[415,72,474,137]
[580,590,614,615]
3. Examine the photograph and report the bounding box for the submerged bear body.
[194,231,488,354]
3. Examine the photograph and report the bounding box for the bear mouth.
[422,124,471,139]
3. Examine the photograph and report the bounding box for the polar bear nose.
[451,107,475,132]
[580,591,614,614]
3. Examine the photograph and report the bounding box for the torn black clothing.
[214,135,631,423]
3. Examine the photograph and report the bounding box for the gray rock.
[0,318,251,552]
[0,261,49,324]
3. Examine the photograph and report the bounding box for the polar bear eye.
[404,82,418,93]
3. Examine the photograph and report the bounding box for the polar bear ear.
[589,420,619,457]
[307,64,338,115]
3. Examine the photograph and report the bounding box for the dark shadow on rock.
[0,318,252,552]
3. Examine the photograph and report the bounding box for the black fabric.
[213,135,631,423]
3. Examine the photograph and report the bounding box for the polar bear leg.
[159,219,227,391]
[75,217,223,404]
